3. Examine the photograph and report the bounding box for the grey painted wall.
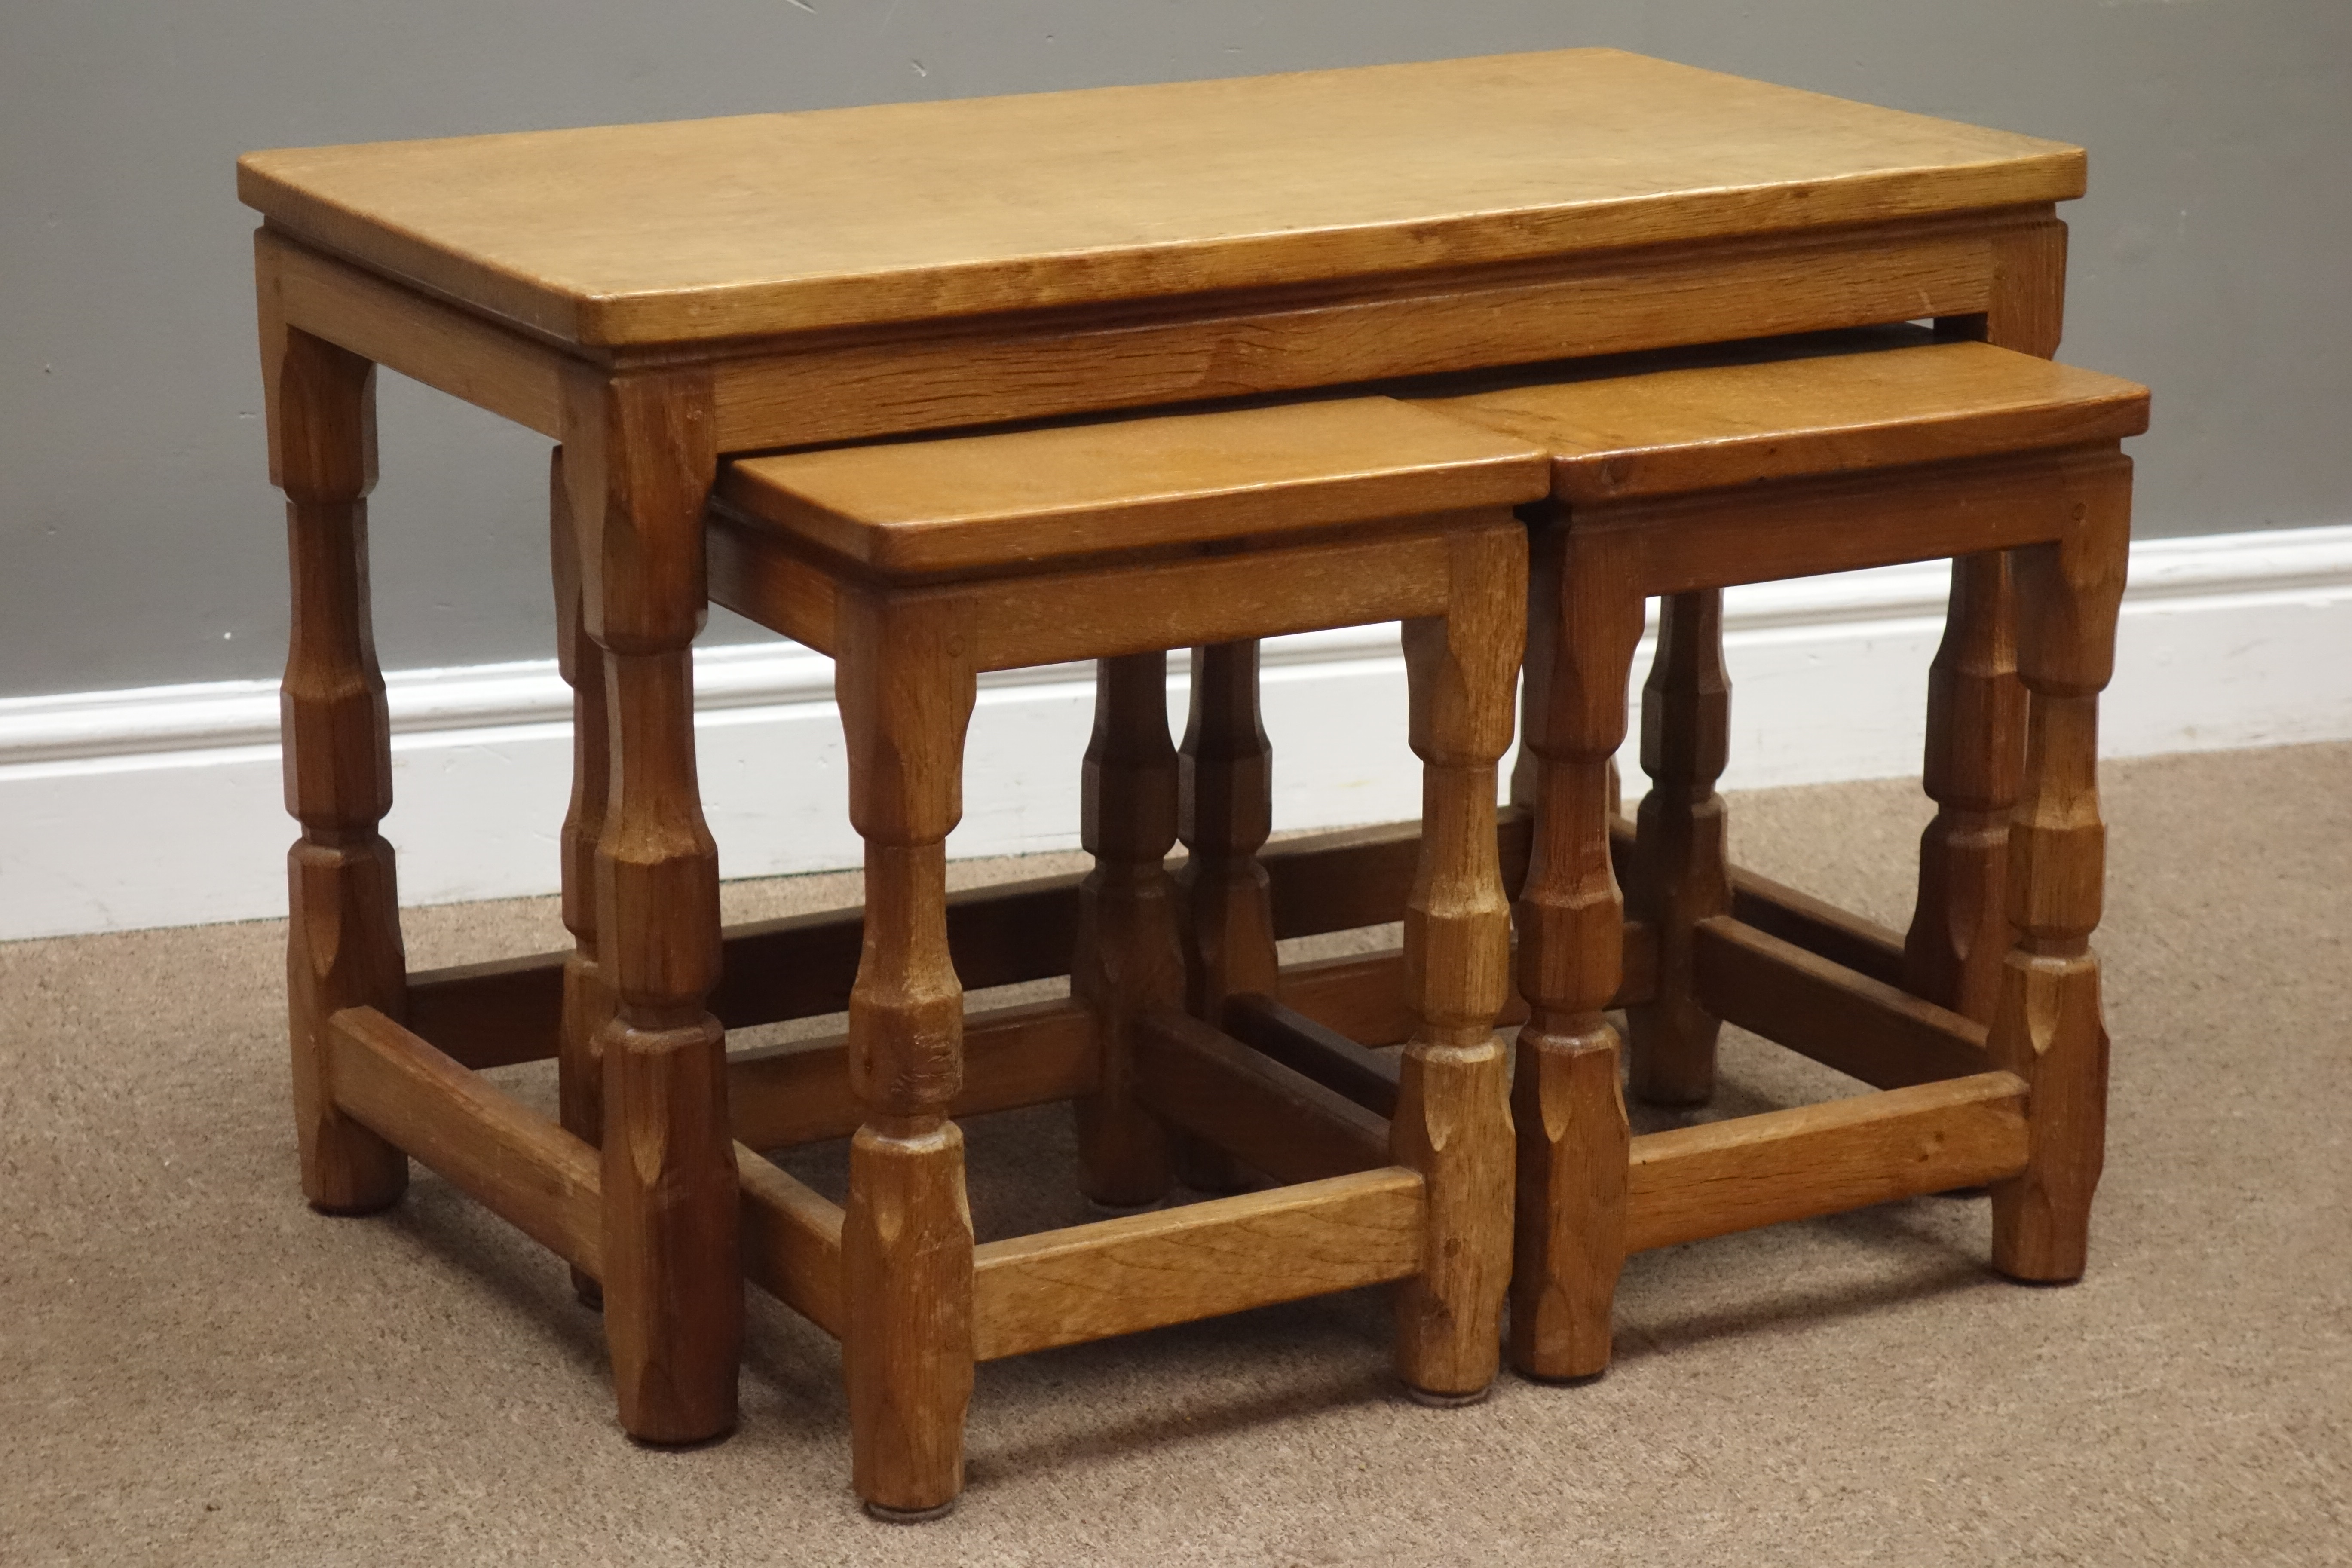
[4,1,2346,699]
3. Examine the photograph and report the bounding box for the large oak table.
[241,48,2081,1450]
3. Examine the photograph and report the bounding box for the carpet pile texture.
[3,743,2345,1565]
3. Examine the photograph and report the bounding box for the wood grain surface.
[971,1170,1426,1361]
[717,398,1544,574]
[239,49,2080,346]
[328,1007,602,1275]
[1424,339,2147,502]
[1625,1072,2031,1252]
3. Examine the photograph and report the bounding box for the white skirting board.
[4,524,2349,942]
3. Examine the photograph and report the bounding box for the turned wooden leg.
[1991,461,2128,1282]
[1174,640,1279,1193]
[1393,525,1524,1403]
[1905,553,2025,1022]
[1510,524,1642,1382]
[1917,216,2064,1019]
[837,591,979,1519]
[1072,652,1180,1207]
[1626,590,1731,1106]
[269,322,410,1214]
[550,448,615,1308]
[564,368,739,1445]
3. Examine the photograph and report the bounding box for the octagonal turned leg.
[1906,551,2025,1023]
[268,318,409,1216]
[1991,460,2129,1283]
[1072,652,1181,1208]
[563,368,740,1446]
[1509,524,1643,1383]
[1626,590,1731,1106]
[836,590,981,1520]
[1173,639,1278,1194]
[1393,524,1525,1403]
[550,447,616,1310]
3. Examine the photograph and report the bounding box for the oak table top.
[1421,330,2148,502]
[714,397,1547,574]
[239,48,2080,352]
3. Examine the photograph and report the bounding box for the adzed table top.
[239,49,2081,349]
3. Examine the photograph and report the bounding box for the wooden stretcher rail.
[325,1006,603,1275]
[1625,1070,2030,1253]
[402,951,566,1069]
[1692,916,1991,1089]
[730,996,1097,1150]
[403,811,1891,1067]
[1224,993,1402,1117]
[1275,921,1655,1050]
[406,869,1081,1069]
[1724,867,1908,989]
[1277,951,1418,1045]
[404,817,1437,1069]
[1133,1010,1390,1185]
[971,1168,1426,1360]
[735,1147,847,1337]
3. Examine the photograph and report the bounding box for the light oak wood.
[1906,552,2025,1023]
[404,952,567,1068]
[1990,461,2130,1282]
[1507,521,1646,1381]
[1071,655,1183,1206]
[1626,1071,2030,1252]
[1390,527,1523,1401]
[1134,1011,1389,1185]
[257,229,566,436]
[549,448,613,1307]
[239,50,2079,347]
[1626,590,1733,1106]
[971,1170,1426,1361]
[714,391,1534,1500]
[1911,215,2070,1021]
[1223,994,1401,1119]
[1978,214,2071,361]
[731,998,1096,1152]
[265,302,410,1218]
[1564,446,2135,597]
[710,871,1079,1032]
[327,1007,601,1274]
[1728,863,1908,990]
[1422,337,2145,502]
[1277,951,1420,1047]
[562,366,740,1446]
[249,51,2113,1498]
[394,807,1715,1073]
[1692,918,1994,1089]
[835,588,979,1517]
[695,214,2042,453]
[1277,928,1650,1051]
[719,399,1544,574]
[1460,329,2142,1388]
[1265,810,1526,946]
[735,1148,846,1339]
[1171,638,1281,1194]
[710,506,1476,672]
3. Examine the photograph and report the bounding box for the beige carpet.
[3,743,2346,1566]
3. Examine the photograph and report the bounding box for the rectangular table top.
[1420,329,2150,502]
[239,49,2081,351]
[716,397,1550,575]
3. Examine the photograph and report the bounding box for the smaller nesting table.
[704,396,1543,1513]
[1422,328,2147,1379]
